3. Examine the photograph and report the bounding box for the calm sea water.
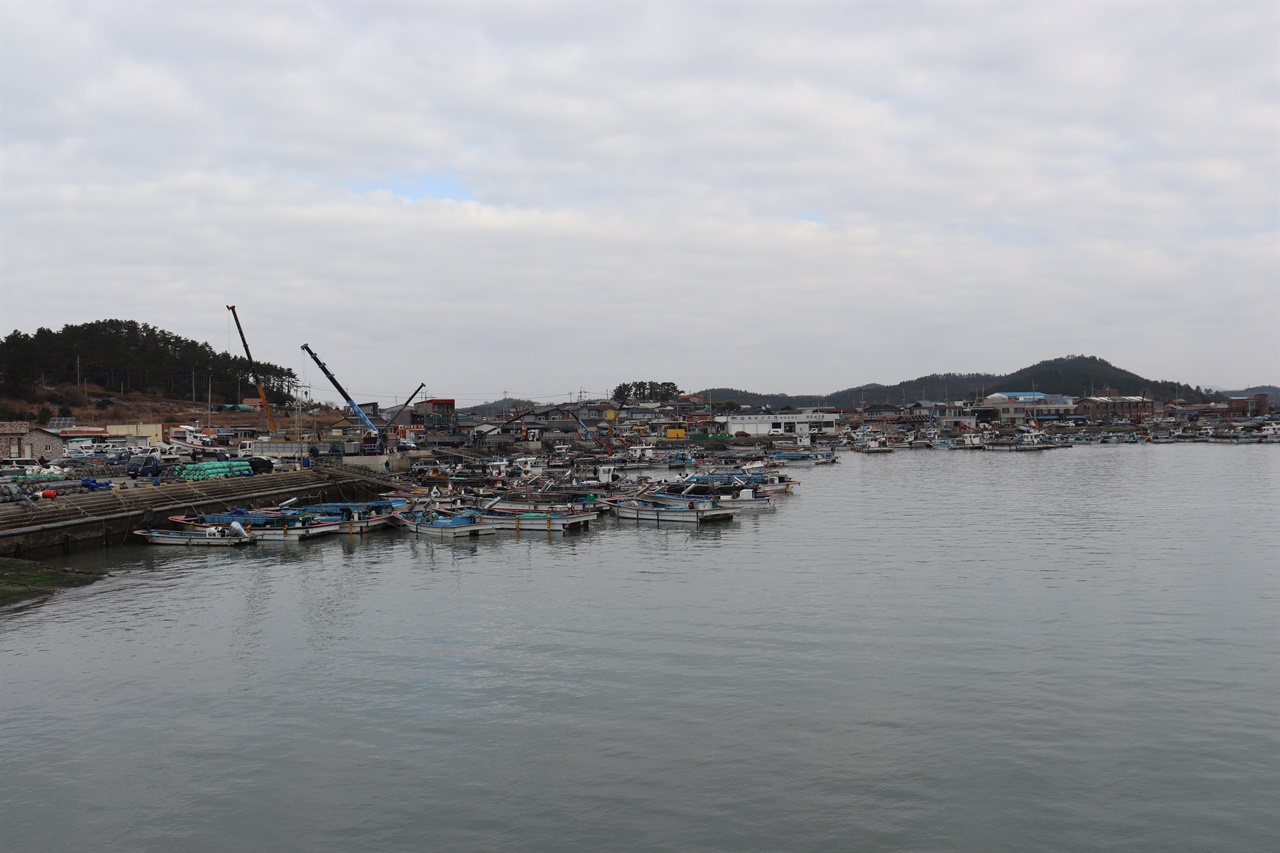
[2,446,1277,852]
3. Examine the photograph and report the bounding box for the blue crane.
[300,343,382,452]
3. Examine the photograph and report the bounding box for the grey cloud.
[2,1,1276,398]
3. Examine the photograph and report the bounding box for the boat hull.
[134,529,252,546]
[478,513,592,532]
[390,512,498,538]
[247,522,343,541]
[612,502,736,524]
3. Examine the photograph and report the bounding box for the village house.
[1074,389,1153,423]
[1226,393,1270,418]
[859,403,904,424]
[1,422,29,458]
[21,427,72,460]
[930,403,978,430]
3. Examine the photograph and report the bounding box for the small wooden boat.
[608,499,736,524]
[134,527,253,546]
[168,510,345,541]
[477,511,593,533]
[390,510,498,539]
[246,520,343,541]
[642,487,775,513]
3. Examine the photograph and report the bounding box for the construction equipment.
[226,305,279,433]
[300,343,381,453]
[393,382,426,443]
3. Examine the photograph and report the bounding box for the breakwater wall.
[0,467,389,560]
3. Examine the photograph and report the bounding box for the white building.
[716,409,842,437]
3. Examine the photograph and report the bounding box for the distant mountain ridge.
[699,356,1264,409]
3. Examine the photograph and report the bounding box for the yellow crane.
[226,305,279,434]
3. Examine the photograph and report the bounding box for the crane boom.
[300,343,381,447]
[226,305,279,433]
[395,382,426,442]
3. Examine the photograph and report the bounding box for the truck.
[237,440,340,460]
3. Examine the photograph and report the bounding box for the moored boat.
[608,498,736,524]
[245,520,343,541]
[477,511,593,533]
[134,526,253,546]
[390,510,498,539]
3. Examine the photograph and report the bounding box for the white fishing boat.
[642,486,776,513]
[324,514,392,534]
[134,526,252,546]
[609,499,736,524]
[477,511,594,533]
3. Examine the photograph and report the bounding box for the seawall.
[0,466,390,560]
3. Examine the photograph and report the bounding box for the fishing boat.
[681,469,800,496]
[134,525,253,546]
[244,519,344,541]
[986,430,1061,452]
[768,449,819,463]
[641,485,776,512]
[854,438,895,453]
[608,498,736,524]
[168,509,344,541]
[390,510,498,539]
[477,510,594,533]
[295,501,401,534]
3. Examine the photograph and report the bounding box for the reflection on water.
[2,446,1278,852]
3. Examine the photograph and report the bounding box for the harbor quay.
[0,466,389,561]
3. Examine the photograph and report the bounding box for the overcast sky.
[3,1,1276,406]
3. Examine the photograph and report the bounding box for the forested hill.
[698,388,827,410]
[702,356,1225,408]
[1,320,297,403]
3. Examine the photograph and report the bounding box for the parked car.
[126,456,173,479]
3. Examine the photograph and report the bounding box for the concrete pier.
[0,466,390,560]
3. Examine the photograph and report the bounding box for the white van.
[1,458,42,476]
